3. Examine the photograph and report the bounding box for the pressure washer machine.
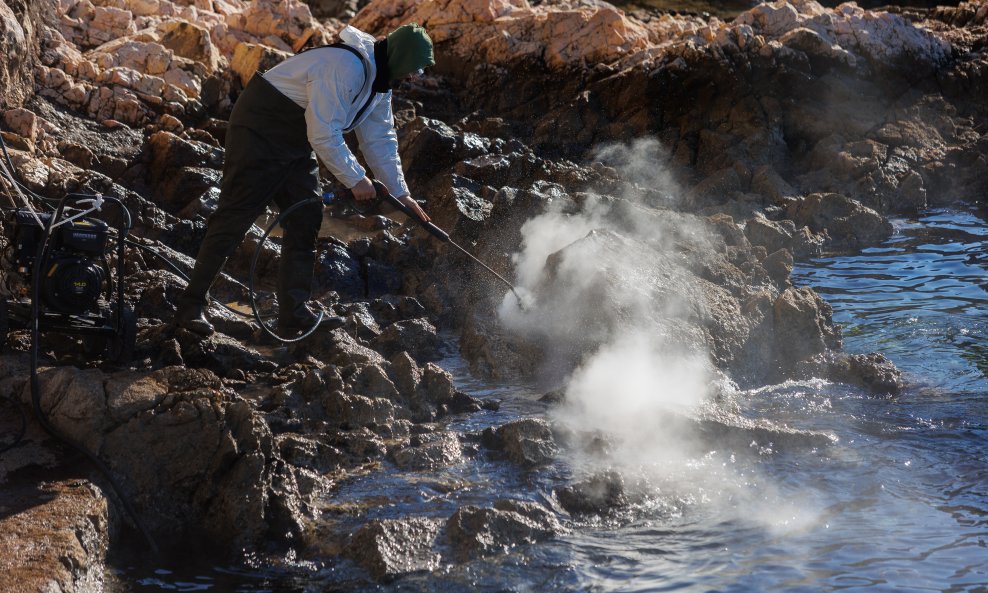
[0,196,136,362]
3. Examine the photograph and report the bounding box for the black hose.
[123,238,274,321]
[248,197,326,343]
[29,195,159,553]
[0,395,27,455]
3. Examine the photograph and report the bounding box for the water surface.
[110,207,988,592]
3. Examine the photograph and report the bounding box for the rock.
[0,480,109,593]
[446,502,558,560]
[773,286,841,369]
[795,350,905,395]
[413,363,456,408]
[314,241,364,301]
[751,164,797,205]
[763,248,793,286]
[348,363,400,400]
[230,42,290,86]
[3,108,38,143]
[344,517,442,581]
[387,351,422,397]
[371,318,443,363]
[178,330,275,375]
[275,433,345,474]
[482,418,557,468]
[0,0,42,110]
[786,193,894,249]
[555,471,630,515]
[158,20,220,75]
[390,432,462,471]
[321,391,395,429]
[745,215,796,254]
[353,0,650,69]
[292,328,387,368]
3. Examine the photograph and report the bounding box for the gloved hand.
[395,193,430,223]
[350,176,376,201]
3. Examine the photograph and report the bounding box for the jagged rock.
[147,130,223,212]
[387,351,422,397]
[230,42,289,86]
[786,192,894,249]
[446,502,558,559]
[482,418,556,468]
[0,1,42,110]
[795,350,905,395]
[314,241,364,301]
[344,517,442,581]
[178,330,276,376]
[158,20,220,75]
[371,318,443,363]
[0,479,109,593]
[18,365,308,551]
[773,286,841,368]
[413,363,456,408]
[763,248,794,286]
[555,471,630,515]
[348,363,400,400]
[390,431,462,471]
[322,390,395,429]
[291,328,387,368]
[353,0,650,69]
[745,215,798,255]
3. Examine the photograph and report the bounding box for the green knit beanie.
[386,24,434,80]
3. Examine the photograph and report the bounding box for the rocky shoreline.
[0,0,986,590]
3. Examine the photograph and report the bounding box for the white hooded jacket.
[262,26,409,197]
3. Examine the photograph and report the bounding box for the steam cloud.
[498,138,820,532]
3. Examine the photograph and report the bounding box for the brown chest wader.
[178,74,323,322]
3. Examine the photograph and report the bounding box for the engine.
[9,210,109,315]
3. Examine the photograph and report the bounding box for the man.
[174,24,434,336]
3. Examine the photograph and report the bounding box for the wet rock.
[387,351,422,397]
[555,471,630,516]
[330,427,387,461]
[314,240,364,301]
[786,193,894,249]
[371,318,443,363]
[20,364,310,551]
[178,330,276,376]
[795,350,905,395]
[390,431,462,471]
[446,502,558,560]
[692,404,838,452]
[322,391,395,429]
[292,329,386,368]
[482,418,557,468]
[414,363,457,409]
[347,364,400,400]
[344,517,442,581]
[440,391,487,416]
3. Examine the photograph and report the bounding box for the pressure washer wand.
[363,181,526,308]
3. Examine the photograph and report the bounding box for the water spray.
[350,181,527,310]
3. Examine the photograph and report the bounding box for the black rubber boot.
[174,249,229,336]
[173,302,215,336]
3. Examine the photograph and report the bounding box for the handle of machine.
[371,180,450,242]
